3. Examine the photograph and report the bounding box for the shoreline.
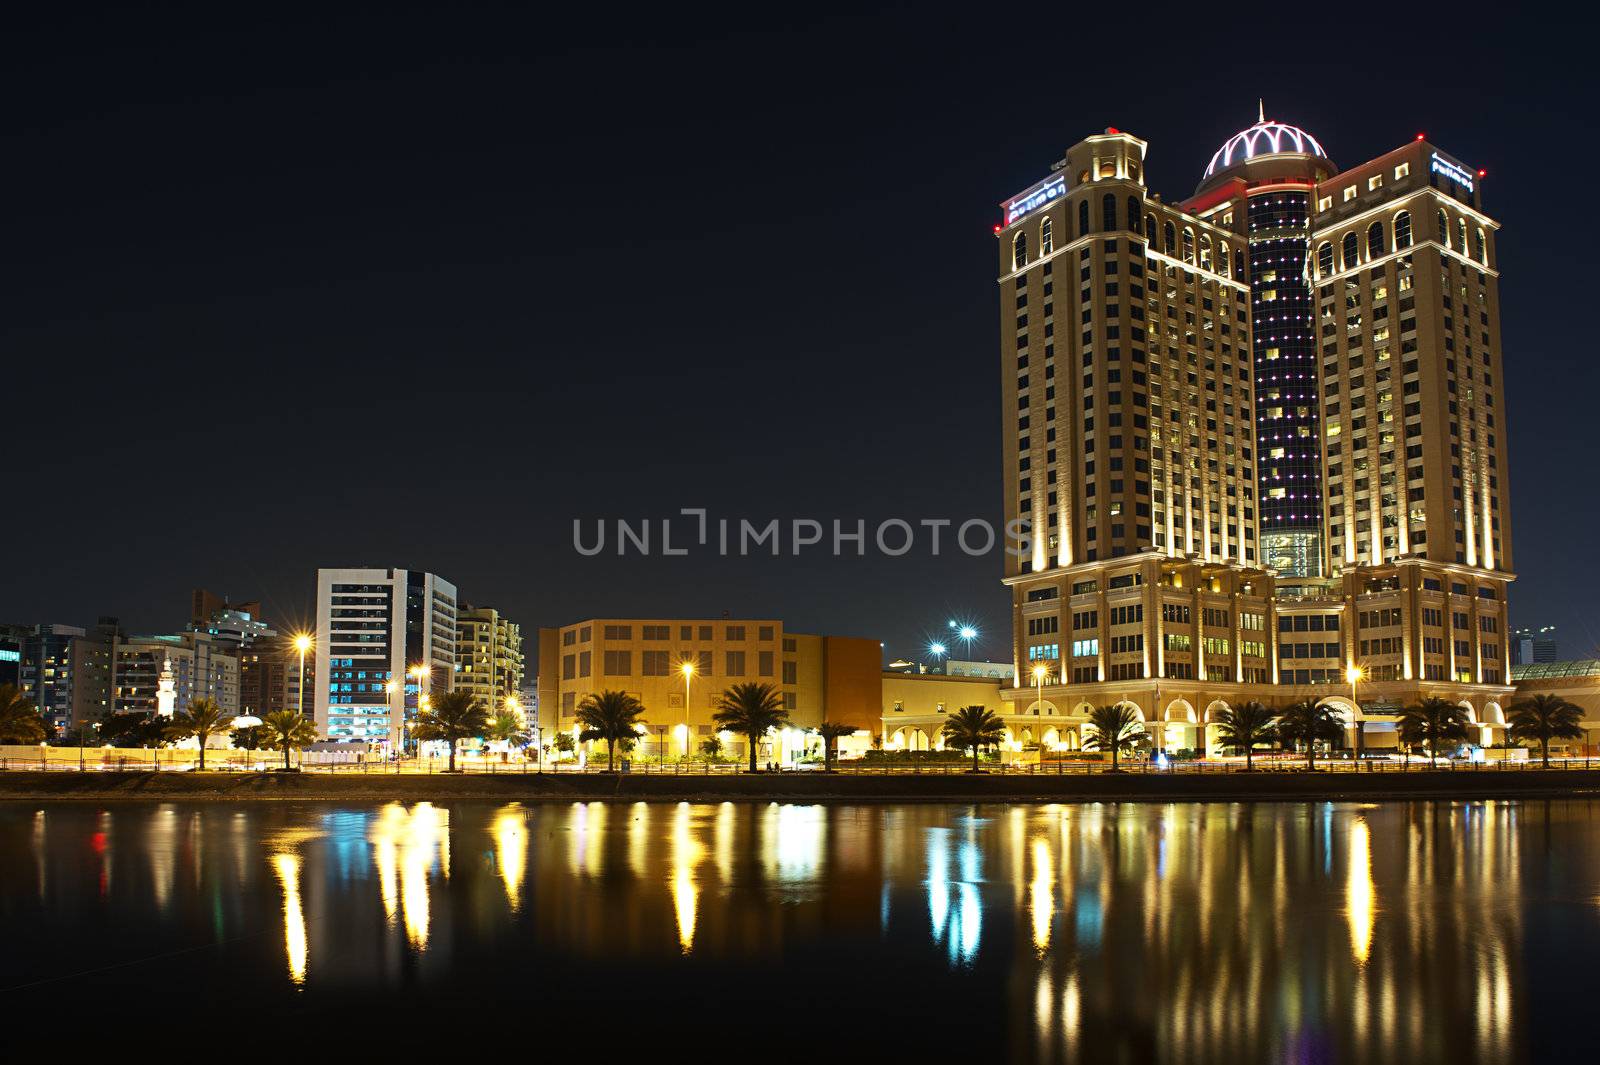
[3,769,1600,804]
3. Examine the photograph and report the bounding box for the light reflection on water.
[3,799,1598,1063]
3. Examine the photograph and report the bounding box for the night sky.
[5,5,1596,664]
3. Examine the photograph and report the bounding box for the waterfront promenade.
[3,765,1599,803]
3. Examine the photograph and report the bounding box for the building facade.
[537,619,880,764]
[455,605,525,718]
[111,631,239,716]
[313,567,458,746]
[16,622,115,733]
[994,114,1513,754]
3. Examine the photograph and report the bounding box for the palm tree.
[413,691,491,772]
[258,710,318,771]
[814,720,857,772]
[713,682,789,772]
[483,710,531,758]
[1507,694,1585,768]
[0,684,48,745]
[1082,703,1144,771]
[576,690,648,771]
[698,734,722,760]
[1212,701,1277,770]
[163,696,230,770]
[1275,700,1344,770]
[1398,697,1473,768]
[940,705,1006,772]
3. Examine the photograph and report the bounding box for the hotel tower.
[996,111,1513,752]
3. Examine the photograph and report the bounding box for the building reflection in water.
[368,802,449,950]
[5,797,1586,1064]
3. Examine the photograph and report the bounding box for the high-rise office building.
[16,621,115,733]
[1511,627,1557,666]
[996,113,1513,752]
[455,605,524,718]
[112,631,239,716]
[313,567,458,746]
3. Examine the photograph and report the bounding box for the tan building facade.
[537,619,881,764]
[994,117,1514,754]
[455,606,524,718]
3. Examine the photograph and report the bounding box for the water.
[2,800,1596,1063]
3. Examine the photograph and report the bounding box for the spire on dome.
[1258,98,1265,124]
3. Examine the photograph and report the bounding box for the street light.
[1346,664,1366,760]
[384,680,398,761]
[680,660,696,758]
[1032,663,1048,719]
[291,634,313,717]
[406,664,429,759]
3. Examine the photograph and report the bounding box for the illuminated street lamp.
[1032,663,1048,717]
[292,634,313,716]
[406,664,430,758]
[1346,664,1366,758]
[384,679,397,759]
[680,660,696,757]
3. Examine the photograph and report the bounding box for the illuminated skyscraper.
[995,114,1513,751]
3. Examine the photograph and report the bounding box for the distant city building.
[188,589,297,717]
[537,618,880,764]
[16,620,116,733]
[112,631,239,716]
[0,622,25,689]
[943,659,1015,680]
[455,605,524,717]
[1511,626,1557,666]
[313,567,458,747]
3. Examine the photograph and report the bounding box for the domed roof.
[1203,113,1328,180]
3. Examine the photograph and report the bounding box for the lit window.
[1343,186,1358,202]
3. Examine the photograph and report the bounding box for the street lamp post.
[406,664,429,761]
[1346,664,1365,760]
[680,660,696,760]
[384,680,398,762]
[292,634,312,717]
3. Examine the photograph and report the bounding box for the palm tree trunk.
[448,739,457,773]
[1542,738,1550,768]
[198,743,206,771]
[608,739,616,772]
[748,733,758,773]
[972,745,979,772]
[1245,745,1252,772]
[284,743,292,771]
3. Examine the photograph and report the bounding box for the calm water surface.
[3,800,1597,1063]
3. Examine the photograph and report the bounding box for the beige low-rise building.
[537,619,880,764]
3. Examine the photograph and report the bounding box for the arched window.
[1040,216,1053,255]
[1198,234,1212,270]
[1317,242,1334,277]
[1013,232,1028,271]
[1145,215,1157,245]
[1475,226,1487,264]
[1367,220,1386,258]
[1101,193,1116,232]
[1127,196,1140,235]
[1218,242,1230,277]
[1342,232,1359,269]
[1437,209,1449,247]
[1079,200,1090,237]
[1182,228,1195,265]
[1164,221,1176,254]
[1393,211,1413,250]
[1457,218,1468,254]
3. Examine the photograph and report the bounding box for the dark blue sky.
[4,4,1595,662]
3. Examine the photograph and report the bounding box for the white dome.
[1203,119,1328,180]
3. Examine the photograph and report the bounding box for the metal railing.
[3,753,1597,775]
